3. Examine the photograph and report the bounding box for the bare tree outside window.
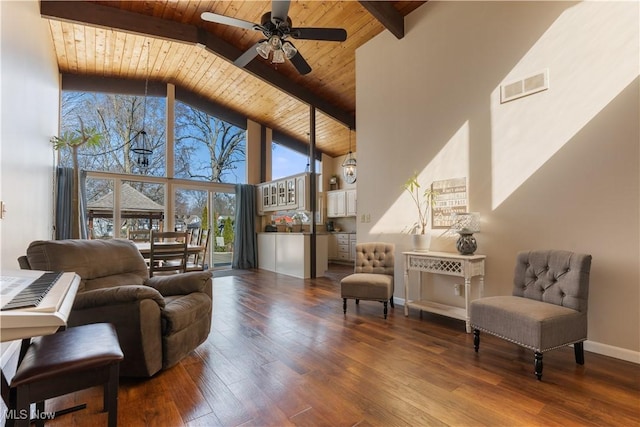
[59,91,166,177]
[174,101,246,183]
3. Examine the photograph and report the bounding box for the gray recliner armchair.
[470,250,592,380]
[20,238,213,377]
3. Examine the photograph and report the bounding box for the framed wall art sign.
[431,177,468,229]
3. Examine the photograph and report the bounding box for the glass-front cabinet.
[286,178,296,206]
[257,173,312,215]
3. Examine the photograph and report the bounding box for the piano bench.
[9,323,123,427]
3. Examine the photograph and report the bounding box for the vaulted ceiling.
[40,1,425,158]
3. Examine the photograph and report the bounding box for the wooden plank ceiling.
[41,1,424,158]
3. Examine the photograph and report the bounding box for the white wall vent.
[500,69,549,103]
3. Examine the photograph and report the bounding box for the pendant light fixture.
[342,128,357,184]
[131,41,153,168]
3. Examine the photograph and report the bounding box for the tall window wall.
[58,89,244,269]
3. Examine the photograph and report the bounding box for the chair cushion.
[470,296,587,352]
[162,292,212,335]
[341,273,393,301]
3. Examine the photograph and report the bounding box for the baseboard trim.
[392,297,640,364]
[584,340,640,364]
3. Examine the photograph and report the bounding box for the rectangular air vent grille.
[500,69,549,103]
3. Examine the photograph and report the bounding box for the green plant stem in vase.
[403,172,436,251]
[403,172,436,235]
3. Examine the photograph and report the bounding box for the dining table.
[133,242,205,258]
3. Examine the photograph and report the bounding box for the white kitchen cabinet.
[257,233,328,278]
[256,173,314,214]
[349,234,357,260]
[327,233,338,259]
[327,189,356,218]
[277,180,287,207]
[295,174,311,211]
[336,233,350,261]
[257,184,267,215]
[327,191,346,217]
[329,233,356,263]
[346,189,357,217]
[257,233,276,271]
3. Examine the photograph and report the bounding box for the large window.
[60,91,166,176]
[174,187,235,269]
[174,101,246,184]
[272,142,320,180]
[59,88,243,272]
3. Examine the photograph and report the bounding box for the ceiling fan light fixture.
[268,35,282,50]
[256,41,271,59]
[271,49,286,64]
[282,41,297,59]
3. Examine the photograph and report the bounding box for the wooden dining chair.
[127,229,151,242]
[149,231,188,277]
[186,228,211,272]
[185,228,201,265]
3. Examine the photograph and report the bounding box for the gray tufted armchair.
[470,250,592,380]
[341,242,395,319]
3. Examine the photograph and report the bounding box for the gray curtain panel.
[232,184,257,269]
[55,167,73,240]
[79,170,88,239]
[55,168,89,240]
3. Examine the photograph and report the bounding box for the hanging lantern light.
[131,41,153,169]
[342,128,357,184]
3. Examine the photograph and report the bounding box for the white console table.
[403,251,486,333]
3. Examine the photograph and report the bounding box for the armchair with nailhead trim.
[470,250,592,380]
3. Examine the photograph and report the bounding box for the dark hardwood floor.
[38,265,640,426]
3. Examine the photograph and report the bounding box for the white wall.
[0,0,60,403]
[356,1,639,361]
[1,0,60,270]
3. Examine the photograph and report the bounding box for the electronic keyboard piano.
[0,270,80,342]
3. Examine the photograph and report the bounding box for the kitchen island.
[257,233,328,279]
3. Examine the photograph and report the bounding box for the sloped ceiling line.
[359,1,405,39]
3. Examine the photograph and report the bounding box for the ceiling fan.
[201,0,347,75]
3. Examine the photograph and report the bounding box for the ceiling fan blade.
[271,0,291,25]
[201,12,258,31]
[234,41,264,68]
[288,48,312,75]
[290,27,347,42]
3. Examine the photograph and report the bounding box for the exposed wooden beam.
[40,0,355,130]
[358,1,405,39]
